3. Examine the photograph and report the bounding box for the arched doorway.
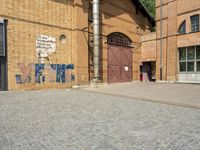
[107,32,133,83]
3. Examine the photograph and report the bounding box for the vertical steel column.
[160,0,163,80]
[92,0,100,82]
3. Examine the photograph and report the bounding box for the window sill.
[179,72,200,74]
[190,31,200,33]
[177,30,200,36]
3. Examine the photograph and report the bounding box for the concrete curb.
[82,89,200,110]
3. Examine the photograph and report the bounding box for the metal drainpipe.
[160,0,163,81]
[92,0,100,82]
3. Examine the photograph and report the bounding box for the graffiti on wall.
[16,63,33,84]
[15,63,75,84]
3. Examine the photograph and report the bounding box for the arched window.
[107,32,132,47]
[178,20,186,34]
[191,15,199,32]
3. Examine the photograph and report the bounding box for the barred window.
[107,32,132,47]
[191,15,199,32]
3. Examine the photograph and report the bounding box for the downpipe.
[160,0,163,80]
[92,0,101,83]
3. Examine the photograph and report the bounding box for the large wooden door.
[108,45,132,83]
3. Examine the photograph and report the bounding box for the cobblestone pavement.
[0,89,200,150]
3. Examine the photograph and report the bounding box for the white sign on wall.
[36,35,56,58]
[125,66,129,71]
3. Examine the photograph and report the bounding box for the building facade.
[0,0,154,91]
[156,0,200,82]
[141,32,157,82]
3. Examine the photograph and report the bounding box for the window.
[196,46,200,59]
[179,48,186,61]
[187,62,194,72]
[191,15,199,32]
[197,61,200,71]
[197,46,200,72]
[0,19,5,56]
[187,46,195,60]
[179,48,187,72]
[179,46,200,72]
[107,32,132,47]
[178,20,186,34]
[180,62,186,72]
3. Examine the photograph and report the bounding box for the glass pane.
[179,48,186,60]
[197,61,200,72]
[196,46,200,59]
[191,15,199,32]
[0,59,1,89]
[179,21,186,34]
[180,62,186,72]
[187,62,194,72]
[0,23,4,56]
[187,47,195,60]
[108,33,131,46]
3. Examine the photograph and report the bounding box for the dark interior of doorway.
[140,61,156,82]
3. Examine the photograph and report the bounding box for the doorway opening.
[140,61,156,82]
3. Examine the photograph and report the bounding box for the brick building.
[141,32,157,82]
[156,0,200,82]
[0,0,154,91]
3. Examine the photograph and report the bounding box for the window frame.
[179,47,187,73]
[179,46,200,73]
[196,46,200,72]
[190,15,200,33]
[178,20,186,34]
[0,19,6,57]
[107,32,132,47]
[197,61,200,72]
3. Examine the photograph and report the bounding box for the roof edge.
[133,0,155,26]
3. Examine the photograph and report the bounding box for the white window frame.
[179,46,200,73]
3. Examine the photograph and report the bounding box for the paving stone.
[0,89,200,149]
